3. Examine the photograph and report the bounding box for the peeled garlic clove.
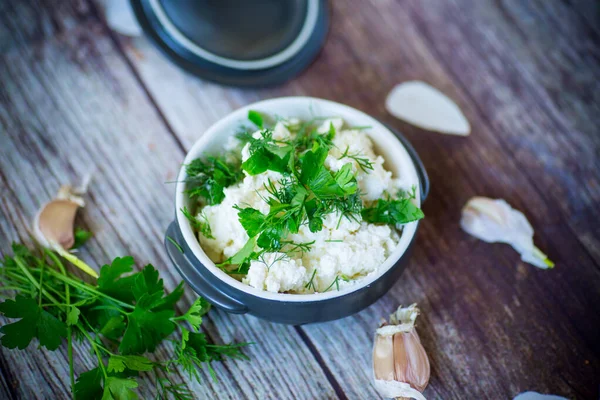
[386,81,470,136]
[33,185,98,278]
[373,334,395,381]
[373,304,430,400]
[460,197,554,269]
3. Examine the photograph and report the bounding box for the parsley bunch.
[0,243,249,399]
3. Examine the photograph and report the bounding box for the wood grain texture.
[0,2,337,399]
[1,0,599,399]
[110,0,600,399]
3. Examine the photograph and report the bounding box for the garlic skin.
[33,184,98,278]
[373,304,430,400]
[513,392,568,400]
[460,197,554,269]
[386,81,470,136]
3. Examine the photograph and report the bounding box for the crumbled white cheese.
[198,119,409,293]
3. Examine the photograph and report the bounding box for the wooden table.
[1,1,599,399]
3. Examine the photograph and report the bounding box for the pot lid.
[130,0,329,87]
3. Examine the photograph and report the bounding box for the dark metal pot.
[163,98,429,325]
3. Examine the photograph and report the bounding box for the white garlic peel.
[33,185,98,278]
[460,197,554,269]
[513,392,568,400]
[373,304,430,400]
[385,81,470,136]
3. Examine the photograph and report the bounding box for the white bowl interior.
[175,97,421,302]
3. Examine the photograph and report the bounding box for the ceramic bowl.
[164,97,429,324]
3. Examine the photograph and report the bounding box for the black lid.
[131,0,329,87]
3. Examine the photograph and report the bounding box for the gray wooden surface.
[1,0,599,399]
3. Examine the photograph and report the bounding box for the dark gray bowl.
[164,98,429,325]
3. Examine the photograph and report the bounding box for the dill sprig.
[180,207,213,239]
[339,146,375,173]
[304,270,317,291]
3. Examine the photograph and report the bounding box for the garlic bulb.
[460,197,554,269]
[373,304,430,400]
[33,183,98,278]
[385,81,470,136]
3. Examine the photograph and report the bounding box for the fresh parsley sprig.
[0,243,250,399]
[185,155,243,205]
[361,187,425,225]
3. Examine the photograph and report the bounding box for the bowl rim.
[147,0,320,70]
[175,96,421,302]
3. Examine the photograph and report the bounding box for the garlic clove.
[513,392,568,400]
[395,330,430,393]
[373,334,396,381]
[373,304,430,400]
[386,81,470,136]
[35,199,80,249]
[461,197,554,269]
[33,185,98,278]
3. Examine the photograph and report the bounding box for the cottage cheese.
[197,118,408,294]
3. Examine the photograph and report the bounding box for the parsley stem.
[77,325,108,378]
[47,251,75,400]
[0,286,33,294]
[43,268,135,310]
[13,256,61,305]
[37,265,45,307]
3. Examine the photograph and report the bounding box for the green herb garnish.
[247,110,264,128]
[181,206,213,239]
[361,187,424,225]
[72,227,93,249]
[185,156,243,205]
[0,243,250,399]
[190,113,424,278]
[339,146,375,173]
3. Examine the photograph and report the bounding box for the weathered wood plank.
[0,6,337,399]
[405,0,600,266]
[109,0,600,399]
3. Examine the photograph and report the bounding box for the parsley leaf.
[66,306,81,326]
[72,227,93,249]
[97,257,137,303]
[299,145,346,199]
[74,367,104,399]
[108,355,154,373]
[361,198,424,225]
[102,376,138,400]
[334,163,358,194]
[0,295,67,350]
[242,146,290,175]
[247,110,263,128]
[119,305,175,355]
[185,156,243,205]
[234,206,266,237]
[178,297,211,332]
[240,129,292,175]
